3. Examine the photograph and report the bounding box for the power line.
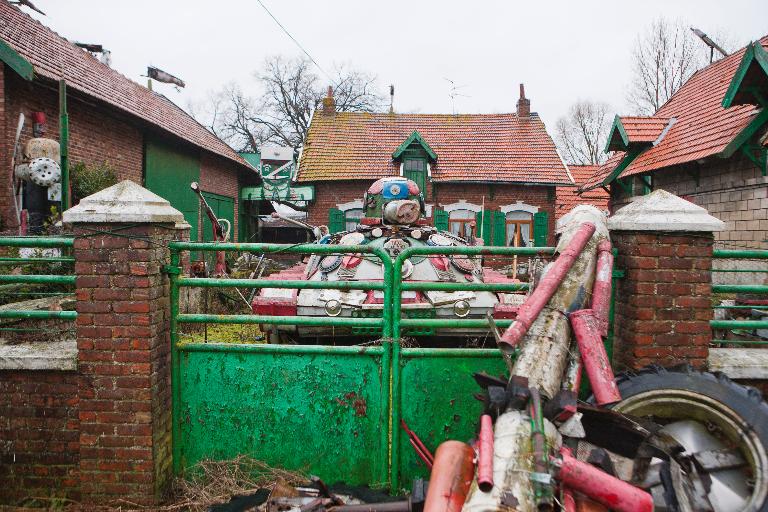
[254,0,332,81]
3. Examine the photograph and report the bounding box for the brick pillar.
[608,190,724,371]
[63,181,184,505]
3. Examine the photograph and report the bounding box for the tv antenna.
[691,28,729,63]
[444,77,469,114]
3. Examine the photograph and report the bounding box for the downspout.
[59,79,70,211]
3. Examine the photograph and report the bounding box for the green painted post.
[169,249,182,475]
[59,80,70,211]
[380,339,392,487]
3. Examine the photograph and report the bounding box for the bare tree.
[554,100,612,165]
[627,19,734,115]
[191,56,383,152]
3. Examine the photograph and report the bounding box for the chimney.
[516,83,530,118]
[322,85,336,115]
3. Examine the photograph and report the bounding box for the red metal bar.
[570,309,621,405]
[591,239,613,337]
[477,414,494,492]
[555,451,653,512]
[498,222,596,353]
[401,420,434,466]
[560,447,577,512]
[423,441,475,512]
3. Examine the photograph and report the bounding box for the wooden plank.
[708,348,768,378]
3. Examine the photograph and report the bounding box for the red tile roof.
[582,36,768,190]
[0,2,251,170]
[556,164,609,219]
[297,111,572,185]
[620,116,671,144]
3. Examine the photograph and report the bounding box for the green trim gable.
[604,115,630,153]
[0,38,34,81]
[581,146,645,192]
[392,131,437,162]
[723,41,768,109]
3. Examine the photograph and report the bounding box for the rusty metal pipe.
[498,222,596,353]
[570,309,621,405]
[555,451,653,512]
[591,239,613,337]
[330,501,411,512]
[477,414,494,492]
[423,441,475,512]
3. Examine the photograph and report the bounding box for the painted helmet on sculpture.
[363,177,425,225]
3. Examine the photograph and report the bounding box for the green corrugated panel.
[396,349,508,486]
[178,346,387,485]
[144,139,200,240]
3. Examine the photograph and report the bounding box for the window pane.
[405,158,425,171]
[520,224,531,246]
[506,210,532,221]
[344,208,364,231]
[449,209,474,220]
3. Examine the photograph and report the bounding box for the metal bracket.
[162,264,181,275]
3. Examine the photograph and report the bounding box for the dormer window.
[392,131,437,196]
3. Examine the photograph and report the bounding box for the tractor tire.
[611,364,768,512]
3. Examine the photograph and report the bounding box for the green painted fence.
[168,242,562,490]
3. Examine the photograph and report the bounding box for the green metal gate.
[167,242,618,490]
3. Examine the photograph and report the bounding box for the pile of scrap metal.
[413,206,768,512]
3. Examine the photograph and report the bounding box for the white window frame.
[442,200,483,214]
[500,201,539,215]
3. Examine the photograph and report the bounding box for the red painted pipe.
[559,447,577,512]
[498,222,596,353]
[477,414,494,492]
[591,239,613,337]
[423,441,475,512]
[570,309,621,405]
[555,451,653,512]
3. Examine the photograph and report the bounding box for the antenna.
[691,28,728,63]
[389,84,395,113]
[443,77,469,115]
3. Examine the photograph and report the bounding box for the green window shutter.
[533,211,549,247]
[475,210,492,245]
[492,211,506,246]
[328,208,345,233]
[433,208,448,231]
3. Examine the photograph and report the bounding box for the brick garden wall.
[612,231,714,370]
[0,371,81,504]
[1,69,144,230]
[306,180,557,245]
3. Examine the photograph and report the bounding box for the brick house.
[297,85,573,247]
[0,1,257,243]
[581,36,768,251]
[555,164,609,220]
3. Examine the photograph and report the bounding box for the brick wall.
[306,180,556,245]
[73,223,174,505]
[2,71,144,230]
[0,371,81,504]
[199,152,240,241]
[612,152,767,250]
[612,231,714,370]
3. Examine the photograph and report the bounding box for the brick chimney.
[322,85,336,115]
[516,83,530,118]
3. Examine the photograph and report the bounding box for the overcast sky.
[25,0,768,131]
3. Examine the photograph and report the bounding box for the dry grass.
[4,456,307,512]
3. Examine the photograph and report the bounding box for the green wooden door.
[144,139,201,240]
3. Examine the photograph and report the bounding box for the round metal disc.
[318,255,342,273]
[339,232,365,246]
[450,255,476,274]
[428,234,454,246]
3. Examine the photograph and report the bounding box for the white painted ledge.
[0,339,77,371]
[708,348,768,379]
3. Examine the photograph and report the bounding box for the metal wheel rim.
[614,389,768,511]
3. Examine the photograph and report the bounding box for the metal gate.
[167,242,618,490]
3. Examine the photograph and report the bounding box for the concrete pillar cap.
[62,180,184,224]
[608,189,725,232]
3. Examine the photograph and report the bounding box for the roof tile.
[298,111,571,185]
[556,164,609,219]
